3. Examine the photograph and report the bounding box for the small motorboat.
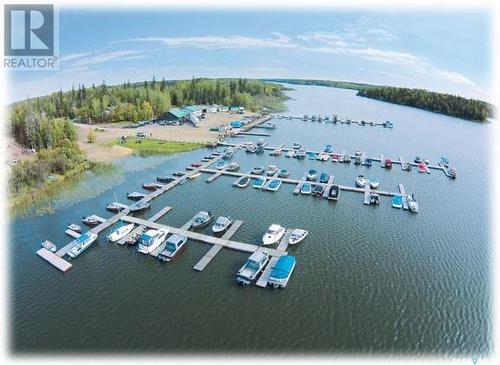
[316,153,323,161]
[270,149,282,156]
[246,145,257,153]
[157,176,175,183]
[237,176,250,188]
[306,169,317,181]
[227,161,240,171]
[137,228,169,254]
[192,211,214,228]
[268,255,296,289]
[402,162,411,171]
[364,158,372,167]
[253,177,266,189]
[296,149,306,159]
[266,165,278,176]
[300,182,312,195]
[320,153,330,162]
[331,154,340,162]
[262,224,286,245]
[328,185,340,200]
[440,156,450,168]
[355,175,367,188]
[128,200,151,212]
[142,183,159,191]
[278,169,289,178]
[172,171,186,177]
[266,179,282,192]
[418,162,426,173]
[370,181,380,189]
[448,167,457,179]
[212,216,233,234]
[307,152,317,160]
[158,234,188,262]
[343,154,351,163]
[414,156,422,163]
[82,216,100,226]
[215,160,228,170]
[127,192,147,201]
[188,172,201,179]
[191,162,202,168]
[223,148,235,160]
[67,232,99,258]
[313,184,324,196]
[106,202,127,212]
[41,240,57,252]
[107,223,135,242]
[384,159,393,169]
[324,145,333,153]
[369,193,380,205]
[236,251,269,286]
[251,166,265,175]
[256,139,265,146]
[67,223,81,233]
[292,142,301,149]
[319,172,329,184]
[392,195,403,209]
[354,156,362,165]
[255,145,265,154]
[289,229,308,245]
[424,158,430,165]
[285,150,295,158]
[355,149,362,156]
[407,194,419,213]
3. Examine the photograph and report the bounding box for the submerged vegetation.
[264,78,492,122]
[107,138,202,156]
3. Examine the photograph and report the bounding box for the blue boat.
[392,195,403,209]
[266,179,282,192]
[323,144,333,153]
[253,178,266,189]
[268,255,296,288]
[306,169,317,181]
[319,172,329,184]
[307,152,317,160]
[215,160,228,170]
[364,158,372,167]
[300,182,312,195]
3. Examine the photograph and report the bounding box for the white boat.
[292,142,301,149]
[212,216,233,233]
[266,165,278,176]
[285,150,295,158]
[189,172,201,179]
[369,181,380,189]
[67,232,98,258]
[158,234,188,262]
[236,251,270,285]
[262,224,286,245]
[67,223,81,233]
[41,240,57,252]
[321,153,330,161]
[192,211,214,228]
[137,228,169,254]
[107,223,135,242]
[407,194,419,213]
[288,229,308,245]
[355,175,367,188]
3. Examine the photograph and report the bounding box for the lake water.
[10,85,491,355]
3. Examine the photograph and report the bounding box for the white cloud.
[59,52,91,63]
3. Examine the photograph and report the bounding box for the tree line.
[357,87,492,122]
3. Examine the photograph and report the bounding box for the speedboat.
[251,166,265,175]
[370,181,380,189]
[392,195,403,209]
[107,223,135,242]
[237,176,250,188]
[236,251,269,286]
[82,216,100,226]
[67,232,98,258]
[384,159,393,169]
[289,229,308,245]
[328,185,340,200]
[319,172,329,184]
[418,162,426,173]
[226,161,240,171]
[292,142,301,149]
[142,183,159,190]
[355,175,367,188]
[301,182,312,195]
[158,234,188,262]
[106,202,126,212]
[137,228,169,254]
[307,152,317,160]
[128,200,151,212]
[127,192,147,201]
[324,145,333,153]
[268,255,296,289]
[215,160,228,170]
[414,156,422,163]
[364,158,372,167]
[157,176,175,183]
[296,149,306,159]
[262,224,286,245]
[278,168,289,178]
[188,172,201,179]
[212,216,233,233]
[354,156,362,165]
[223,148,234,160]
[67,223,81,233]
[266,179,282,192]
[253,177,266,189]
[331,154,340,162]
[192,211,214,228]
[407,194,419,213]
[307,169,317,181]
[266,165,278,176]
[313,184,324,196]
[285,150,295,158]
[41,240,57,252]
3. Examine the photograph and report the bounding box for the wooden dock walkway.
[118,206,172,245]
[121,216,286,258]
[277,229,293,252]
[193,220,243,271]
[398,184,409,210]
[255,257,279,288]
[65,229,81,238]
[363,184,371,205]
[322,175,335,198]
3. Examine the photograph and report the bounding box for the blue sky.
[8,9,492,102]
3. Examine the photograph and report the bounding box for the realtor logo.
[3,4,58,70]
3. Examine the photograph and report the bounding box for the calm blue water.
[10,85,491,355]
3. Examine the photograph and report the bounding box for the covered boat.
[158,234,188,262]
[392,195,403,209]
[253,177,266,189]
[300,182,312,195]
[328,185,340,200]
[236,251,269,285]
[108,223,135,242]
[266,179,282,192]
[215,160,228,170]
[192,211,214,228]
[319,172,329,184]
[67,232,98,258]
[384,159,393,169]
[268,255,296,289]
[212,216,233,233]
[418,162,426,173]
[289,229,308,245]
[262,224,286,245]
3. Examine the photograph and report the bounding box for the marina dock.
[363,184,371,205]
[193,220,243,271]
[255,257,279,288]
[398,184,409,210]
[36,248,73,272]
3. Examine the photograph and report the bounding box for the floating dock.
[36,248,73,272]
[398,184,409,210]
[255,257,280,288]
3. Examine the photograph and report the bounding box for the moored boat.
[262,224,286,245]
[313,184,324,196]
[106,202,127,212]
[288,229,308,245]
[266,179,282,192]
[306,169,317,181]
[331,153,340,162]
[192,211,214,228]
[67,223,81,233]
[328,185,340,200]
[215,160,228,170]
[370,181,380,189]
[253,177,266,189]
[414,156,422,163]
[418,162,426,173]
[355,175,367,188]
[41,240,57,252]
[266,165,278,176]
[364,158,372,167]
[128,200,151,212]
[107,223,135,242]
[67,232,98,258]
[324,144,333,153]
[137,228,169,254]
[237,176,250,188]
[251,166,265,175]
[268,255,296,289]
[300,182,312,195]
[82,216,100,226]
[157,176,175,183]
[212,216,233,233]
[226,161,240,171]
[285,150,295,158]
[369,193,380,205]
[407,194,419,213]
[158,234,188,262]
[127,192,147,201]
[188,172,201,179]
[236,251,269,285]
[392,195,403,209]
[142,183,159,191]
[319,172,329,184]
[278,168,289,178]
[384,159,393,169]
[296,149,306,159]
[292,142,301,149]
[307,152,317,160]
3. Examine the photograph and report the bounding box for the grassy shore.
[106,138,203,156]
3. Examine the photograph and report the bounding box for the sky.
[7,8,493,102]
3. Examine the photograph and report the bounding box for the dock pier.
[398,184,409,210]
